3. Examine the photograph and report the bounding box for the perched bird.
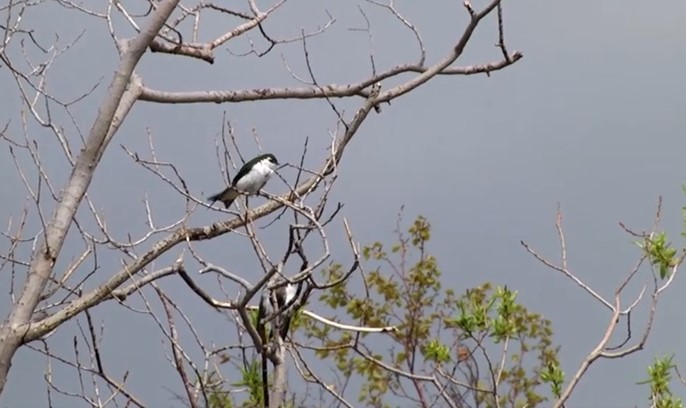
[208,153,279,208]
[258,279,303,340]
[274,282,300,340]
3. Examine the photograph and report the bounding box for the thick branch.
[269,338,287,408]
[138,54,522,104]
[149,42,214,63]
[0,0,181,394]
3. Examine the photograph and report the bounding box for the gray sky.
[1,0,686,406]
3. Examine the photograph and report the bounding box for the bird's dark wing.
[231,161,254,185]
[279,315,292,340]
[232,154,275,184]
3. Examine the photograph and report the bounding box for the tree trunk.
[0,0,181,395]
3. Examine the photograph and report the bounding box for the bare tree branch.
[0,0,183,393]
[0,0,534,405]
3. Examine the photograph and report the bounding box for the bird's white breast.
[284,283,297,304]
[234,159,276,194]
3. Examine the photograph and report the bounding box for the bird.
[274,282,300,340]
[208,153,279,208]
[258,279,302,340]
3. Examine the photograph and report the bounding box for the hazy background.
[1,0,685,406]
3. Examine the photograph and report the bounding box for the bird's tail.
[207,187,240,208]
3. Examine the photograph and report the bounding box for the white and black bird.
[208,153,279,208]
[258,280,303,340]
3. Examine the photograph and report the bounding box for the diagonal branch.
[0,0,183,394]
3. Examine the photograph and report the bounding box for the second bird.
[208,153,279,208]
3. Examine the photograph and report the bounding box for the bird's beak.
[276,163,287,171]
